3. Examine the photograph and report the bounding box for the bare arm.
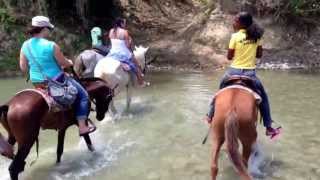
[19,50,29,73]
[124,31,133,51]
[227,49,235,60]
[256,45,263,58]
[54,44,73,69]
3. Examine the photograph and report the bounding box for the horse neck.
[134,51,145,69]
[82,79,110,97]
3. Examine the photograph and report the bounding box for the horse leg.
[83,134,95,152]
[241,139,256,168]
[247,142,265,178]
[211,135,224,180]
[126,84,132,110]
[239,139,257,180]
[110,100,117,115]
[56,129,66,164]
[9,141,35,180]
[240,128,257,167]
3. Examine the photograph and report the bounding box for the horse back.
[213,88,258,131]
[7,91,73,131]
[94,57,130,91]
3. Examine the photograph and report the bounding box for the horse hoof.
[88,145,95,152]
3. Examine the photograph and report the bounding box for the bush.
[0,8,16,28]
[257,0,320,25]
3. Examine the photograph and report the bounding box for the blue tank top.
[21,38,62,83]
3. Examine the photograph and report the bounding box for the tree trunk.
[76,0,89,28]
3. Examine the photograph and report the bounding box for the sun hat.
[31,16,54,29]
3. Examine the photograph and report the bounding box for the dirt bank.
[0,0,319,76]
[122,0,320,71]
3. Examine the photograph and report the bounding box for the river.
[0,70,319,180]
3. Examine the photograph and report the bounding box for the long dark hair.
[112,18,125,32]
[27,25,46,36]
[237,12,264,42]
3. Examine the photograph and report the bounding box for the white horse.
[94,45,149,113]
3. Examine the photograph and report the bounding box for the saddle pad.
[213,85,262,104]
[16,89,64,112]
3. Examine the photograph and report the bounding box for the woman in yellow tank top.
[205,12,281,138]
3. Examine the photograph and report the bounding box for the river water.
[0,70,319,180]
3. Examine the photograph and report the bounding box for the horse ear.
[144,47,149,52]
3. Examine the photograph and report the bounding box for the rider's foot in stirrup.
[203,115,212,124]
[139,81,150,87]
[266,126,281,138]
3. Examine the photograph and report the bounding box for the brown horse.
[0,78,112,180]
[210,82,260,180]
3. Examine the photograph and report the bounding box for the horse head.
[81,78,113,121]
[133,45,149,72]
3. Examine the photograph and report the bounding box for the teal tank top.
[91,27,102,47]
[21,38,62,83]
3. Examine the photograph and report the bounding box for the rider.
[205,12,281,138]
[107,18,146,86]
[19,16,95,136]
[91,26,109,56]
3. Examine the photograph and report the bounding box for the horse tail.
[0,105,8,124]
[225,109,247,174]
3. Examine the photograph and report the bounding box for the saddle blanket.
[213,85,262,104]
[16,89,65,112]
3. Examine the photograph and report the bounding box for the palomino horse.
[94,46,149,112]
[74,49,105,78]
[0,78,112,180]
[210,77,261,180]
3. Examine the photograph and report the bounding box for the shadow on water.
[122,101,155,117]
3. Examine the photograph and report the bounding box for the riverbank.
[138,11,320,71]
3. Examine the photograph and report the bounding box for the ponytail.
[246,23,264,42]
[113,18,125,33]
[237,11,264,42]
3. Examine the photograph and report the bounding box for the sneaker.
[139,81,151,88]
[266,127,282,139]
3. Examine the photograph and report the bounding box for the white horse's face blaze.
[133,46,149,70]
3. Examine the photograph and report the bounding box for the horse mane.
[80,77,105,83]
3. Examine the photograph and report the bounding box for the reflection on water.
[0,70,319,180]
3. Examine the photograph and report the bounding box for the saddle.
[215,75,262,104]
[223,75,257,91]
[92,46,110,56]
